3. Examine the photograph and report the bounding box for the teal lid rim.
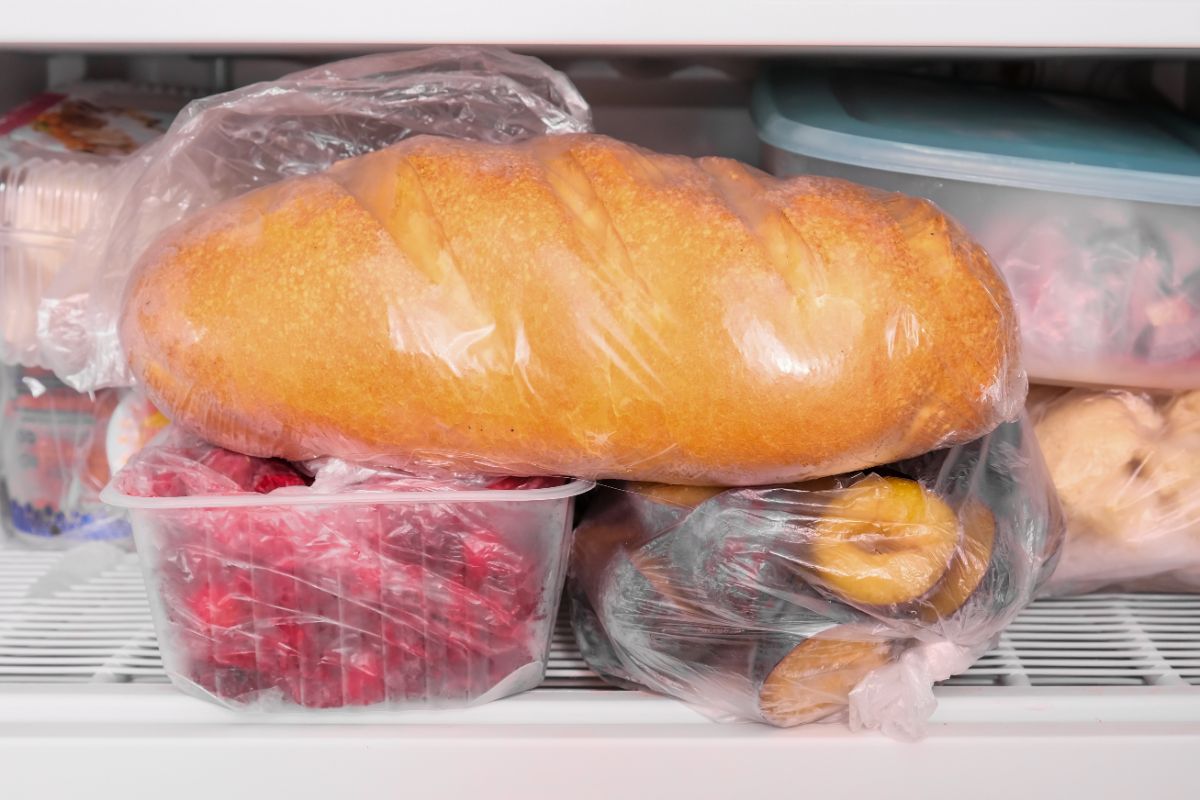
[751,69,1200,208]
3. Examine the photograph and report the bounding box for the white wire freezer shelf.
[1,548,1199,800]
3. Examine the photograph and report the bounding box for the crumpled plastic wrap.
[37,46,591,392]
[105,428,587,710]
[569,419,1063,739]
[1032,386,1200,595]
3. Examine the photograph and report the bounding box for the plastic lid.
[0,158,113,237]
[753,68,1200,206]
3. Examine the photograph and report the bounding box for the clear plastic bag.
[42,47,1022,486]
[105,428,588,710]
[1032,386,1200,595]
[569,420,1063,739]
[37,46,592,391]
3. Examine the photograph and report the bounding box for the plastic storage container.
[753,69,1200,391]
[102,436,591,711]
[0,85,186,366]
[0,158,113,366]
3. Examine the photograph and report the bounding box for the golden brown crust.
[122,133,1022,484]
[758,631,895,726]
[919,500,997,622]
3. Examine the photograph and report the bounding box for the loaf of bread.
[121,133,1022,484]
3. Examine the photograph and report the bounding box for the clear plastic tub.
[0,158,113,366]
[0,84,188,366]
[102,435,591,711]
[753,69,1200,391]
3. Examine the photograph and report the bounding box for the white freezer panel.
[2,1,1200,50]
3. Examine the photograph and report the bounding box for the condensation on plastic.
[37,46,592,392]
[1032,386,1200,595]
[763,150,1200,391]
[0,364,132,548]
[103,428,589,711]
[568,419,1063,739]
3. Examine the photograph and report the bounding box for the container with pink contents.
[102,429,590,710]
[754,68,1200,390]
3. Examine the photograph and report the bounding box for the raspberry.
[252,467,309,494]
[198,449,260,490]
[486,476,564,491]
[185,578,251,630]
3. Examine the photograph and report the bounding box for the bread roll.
[121,133,1022,484]
[1031,388,1200,594]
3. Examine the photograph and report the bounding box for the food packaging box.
[754,68,1200,390]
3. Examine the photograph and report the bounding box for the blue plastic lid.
[753,69,1200,206]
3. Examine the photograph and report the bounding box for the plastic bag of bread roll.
[1032,387,1200,595]
[569,420,1063,739]
[37,46,591,392]
[122,128,1023,484]
[83,150,1022,484]
[41,50,1024,485]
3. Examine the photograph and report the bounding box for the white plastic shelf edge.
[2,0,1200,50]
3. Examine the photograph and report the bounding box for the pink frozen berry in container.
[102,428,590,711]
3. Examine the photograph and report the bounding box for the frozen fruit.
[122,432,555,709]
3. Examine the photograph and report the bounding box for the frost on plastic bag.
[110,428,577,710]
[115,126,1022,485]
[1032,386,1200,595]
[568,420,1062,738]
[38,46,591,391]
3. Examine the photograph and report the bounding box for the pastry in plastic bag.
[1033,387,1200,594]
[569,420,1062,738]
[118,128,1021,485]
